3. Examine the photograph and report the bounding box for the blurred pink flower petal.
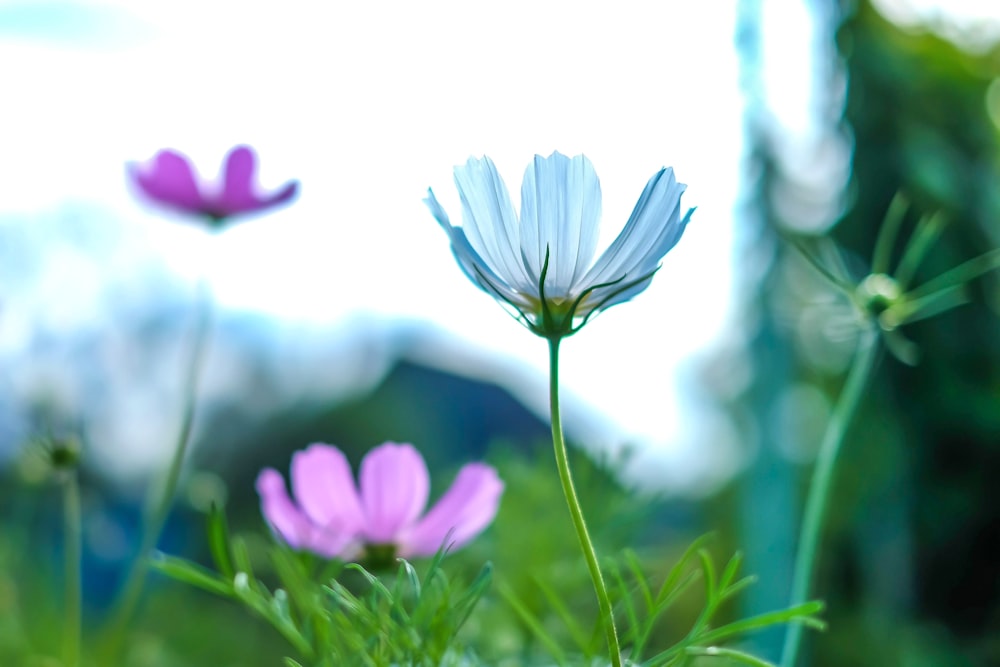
[128,144,298,225]
[220,145,258,213]
[359,443,430,544]
[131,149,203,212]
[399,463,504,558]
[255,468,351,558]
[291,444,365,536]
[256,442,502,562]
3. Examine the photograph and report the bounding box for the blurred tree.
[822,3,1000,665]
[715,1,1000,665]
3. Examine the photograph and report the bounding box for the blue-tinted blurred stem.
[103,280,213,659]
[780,326,880,667]
[63,472,82,667]
[548,337,622,667]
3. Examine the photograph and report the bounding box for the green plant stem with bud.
[63,471,82,667]
[548,337,622,667]
[780,326,880,667]
[101,281,214,662]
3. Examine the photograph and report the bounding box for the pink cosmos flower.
[128,145,298,225]
[256,442,504,560]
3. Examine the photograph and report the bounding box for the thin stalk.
[780,326,880,667]
[547,337,622,667]
[63,472,82,667]
[101,282,213,661]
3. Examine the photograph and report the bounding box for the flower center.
[856,273,902,319]
[363,542,399,570]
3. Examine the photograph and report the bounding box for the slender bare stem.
[548,337,622,667]
[63,471,82,667]
[101,281,213,662]
[780,327,880,666]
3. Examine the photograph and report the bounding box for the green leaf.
[685,645,777,667]
[872,192,910,275]
[697,549,718,605]
[271,546,318,615]
[236,582,313,659]
[231,535,256,581]
[718,551,743,592]
[452,561,493,632]
[205,502,235,579]
[781,233,855,295]
[151,552,233,598]
[324,580,365,616]
[532,571,590,653]
[905,247,1000,302]
[654,570,700,617]
[696,600,826,646]
[396,558,421,601]
[623,549,654,614]
[636,569,701,657]
[720,574,757,602]
[882,328,921,366]
[496,579,567,666]
[654,533,713,607]
[894,211,947,290]
[716,552,757,602]
[347,563,397,603]
[422,540,453,588]
[608,561,639,649]
[888,283,968,328]
[271,588,296,625]
[232,572,270,617]
[348,562,414,631]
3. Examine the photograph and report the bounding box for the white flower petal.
[453,156,532,289]
[587,205,692,313]
[584,167,686,289]
[429,153,692,333]
[518,152,602,294]
[425,189,534,310]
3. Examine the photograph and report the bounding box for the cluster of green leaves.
[155,506,492,667]
[500,534,824,667]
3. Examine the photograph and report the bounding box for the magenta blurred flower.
[256,442,503,560]
[128,145,298,226]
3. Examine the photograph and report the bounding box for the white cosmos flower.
[425,151,693,338]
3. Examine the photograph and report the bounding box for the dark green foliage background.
[724,2,1000,665]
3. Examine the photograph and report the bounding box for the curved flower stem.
[101,280,213,662]
[780,326,880,667]
[548,337,622,667]
[63,471,82,667]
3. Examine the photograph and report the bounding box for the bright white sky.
[0,0,995,491]
[0,0,747,491]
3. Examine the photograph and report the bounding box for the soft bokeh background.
[0,0,743,491]
[2,0,1000,665]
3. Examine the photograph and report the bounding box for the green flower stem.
[548,337,622,667]
[780,326,880,667]
[63,471,82,667]
[101,282,213,662]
